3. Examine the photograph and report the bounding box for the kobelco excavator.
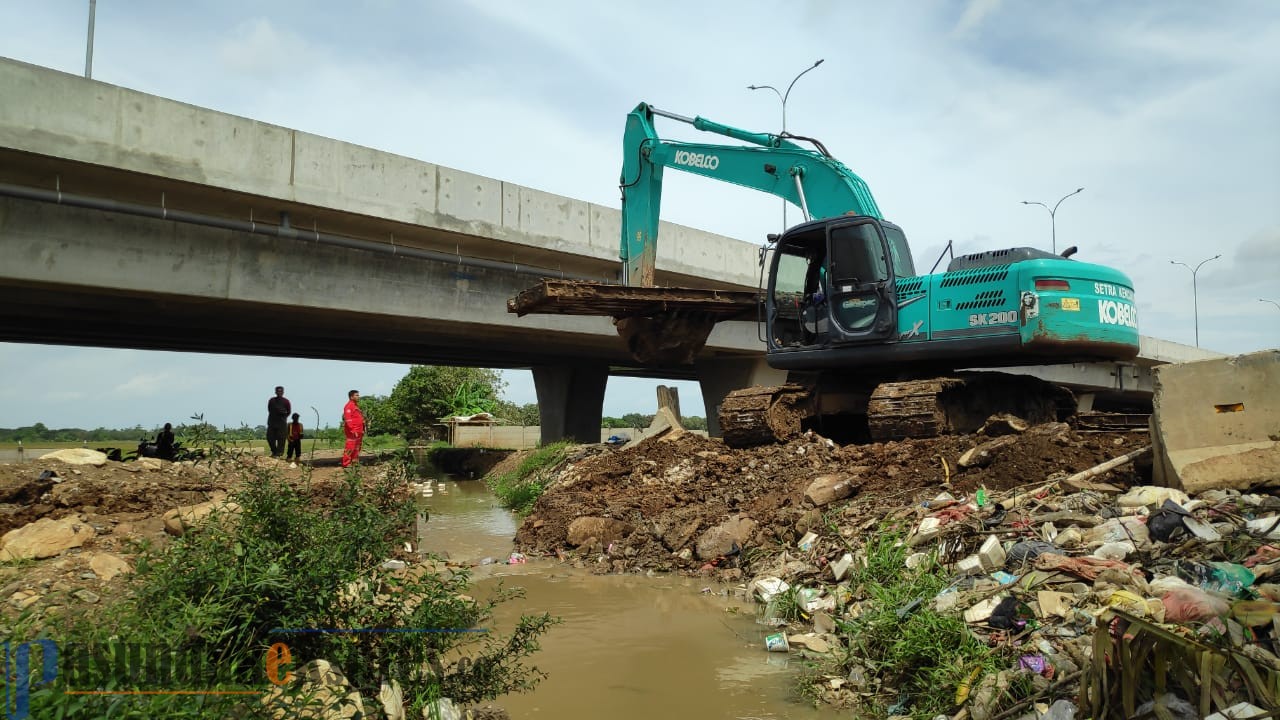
[513,103,1141,445]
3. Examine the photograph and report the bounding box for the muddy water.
[415,472,844,720]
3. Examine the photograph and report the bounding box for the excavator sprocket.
[719,384,814,448]
[866,373,1076,442]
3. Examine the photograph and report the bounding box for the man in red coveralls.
[341,389,365,468]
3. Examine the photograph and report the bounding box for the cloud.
[954,0,1004,35]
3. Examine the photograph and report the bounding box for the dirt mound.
[0,450,376,621]
[513,425,1149,574]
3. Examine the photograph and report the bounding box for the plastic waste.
[1084,516,1150,547]
[507,552,527,564]
[1161,586,1231,622]
[764,632,790,652]
[1092,541,1136,561]
[1175,561,1255,597]
[1117,485,1190,508]
[1147,500,1191,542]
[1040,699,1078,720]
[1005,540,1057,571]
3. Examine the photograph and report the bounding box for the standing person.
[266,386,291,458]
[286,413,304,462]
[341,389,365,468]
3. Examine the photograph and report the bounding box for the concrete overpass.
[0,57,1218,441]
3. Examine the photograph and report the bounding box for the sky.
[0,0,1277,431]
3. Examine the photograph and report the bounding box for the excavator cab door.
[825,218,898,343]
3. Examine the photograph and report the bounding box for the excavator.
[513,103,1141,445]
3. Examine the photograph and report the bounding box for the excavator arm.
[619,102,882,287]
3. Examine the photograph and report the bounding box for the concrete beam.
[0,194,762,366]
[0,57,760,290]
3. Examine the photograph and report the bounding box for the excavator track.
[719,384,814,448]
[867,373,1076,442]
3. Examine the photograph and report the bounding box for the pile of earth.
[0,449,376,621]
[513,423,1150,576]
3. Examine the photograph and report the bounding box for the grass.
[486,441,573,515]
[10,444,555,718]
[810,525,1001,720]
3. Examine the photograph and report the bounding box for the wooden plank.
[507,279,760,320]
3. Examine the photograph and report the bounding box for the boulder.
[979,414,1029,436]
[694,515,757,560]
[804,474,857,507]
[0,516,97,560]
[566,516,632,547]
[38,448,109,466]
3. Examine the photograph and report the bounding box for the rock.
[162,495,240,537]
[136,457,164,471]
[261,659,365,719]
[804,474,857,506]
[37,448,109,466]
[787,633,832,653]
[8,591,40,610]
[73,589,101,604]
[979,414,1029,436]
[566,516,632,547]
[89,552,133,581]
[958,435,1019,468]
[695,515,757,560]
[0,516,97,560]
[830,552,854,582]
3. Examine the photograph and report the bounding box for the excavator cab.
[768,216,903,351]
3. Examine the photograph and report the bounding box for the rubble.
[512,370,1280,717]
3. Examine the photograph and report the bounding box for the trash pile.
[742,435,1280,720]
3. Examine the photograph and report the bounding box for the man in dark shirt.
[155,422,176,460]
[266,386,291,458]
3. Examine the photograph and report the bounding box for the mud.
[514,424,1150,575]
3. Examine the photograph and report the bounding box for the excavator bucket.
[1150,349,1280,494]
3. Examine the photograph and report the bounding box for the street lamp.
[1021,187,1084,254]
[1261,299,1280,312]
[749,59,824,230]
[1170,255,1221,347]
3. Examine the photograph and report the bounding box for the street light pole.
[85,0,97,79]
[1261,299,1280,312]
[749,59,824,231]
[1021,187,1084,254]
[1170,254,1221,347]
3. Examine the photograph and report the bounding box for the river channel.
[413,468,846,720]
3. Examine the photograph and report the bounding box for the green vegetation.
[13,447,555,718]
[486,441,573,515]
[819,527,996,719]
[602,414,708,431]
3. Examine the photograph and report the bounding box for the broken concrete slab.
[1151,349,1280,494]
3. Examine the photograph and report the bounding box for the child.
[286,413,303,461]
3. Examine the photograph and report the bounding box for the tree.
[389,366,506,438]
[357,394,399,436]
[495,401,541,427]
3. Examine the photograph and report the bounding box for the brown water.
[414,473,845,720]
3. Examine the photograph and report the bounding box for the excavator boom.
[619,103,881,286]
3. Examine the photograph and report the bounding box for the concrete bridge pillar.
[533,364,609,445]
[696,356,787,438]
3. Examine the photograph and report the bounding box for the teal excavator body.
[618,102,1139,373]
